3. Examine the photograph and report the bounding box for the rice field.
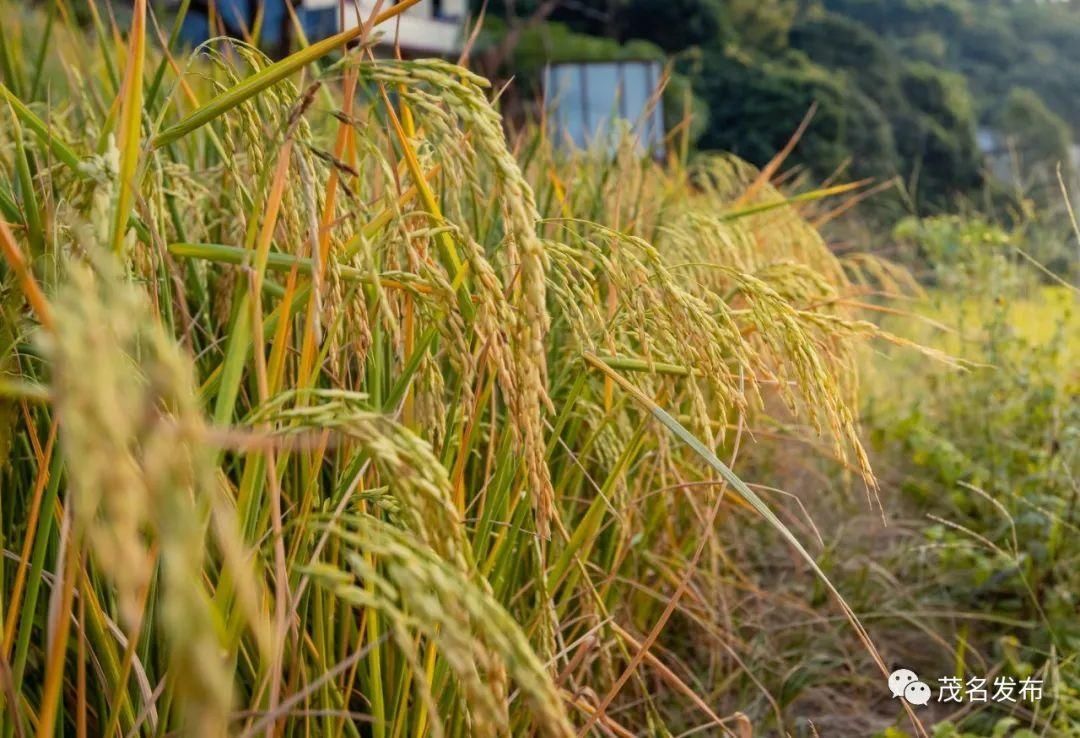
[1,2,1069,737]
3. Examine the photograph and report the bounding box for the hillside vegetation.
[483,0,1080,220]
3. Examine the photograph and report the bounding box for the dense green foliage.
[692,48,899,182]
[995,87,1073,185]
[481,0,1080,214]
[865,216,1080,735]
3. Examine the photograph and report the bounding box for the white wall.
[337,0,464,54]
[441,0,467,17]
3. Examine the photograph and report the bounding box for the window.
[543,61,665,157]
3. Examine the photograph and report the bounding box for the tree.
[789,11,904,111]
[725,0,798,52]
[617,0,728,52]
[894,62,983,208]
[996,87,1073,177]
[692,50,899,183]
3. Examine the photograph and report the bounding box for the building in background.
[179,0,465,57]
[332,0,465,55]
[543,60,666,158]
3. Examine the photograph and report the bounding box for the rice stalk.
[0,13,958,736]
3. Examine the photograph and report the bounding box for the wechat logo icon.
[889,668,932,706]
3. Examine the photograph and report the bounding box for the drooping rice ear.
[43,255,239,736]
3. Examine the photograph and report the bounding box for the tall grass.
[861,215,1080,736]
[0,2,937,735]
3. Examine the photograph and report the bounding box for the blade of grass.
[144,0,192,111]
[0,379,49,402]
[35,520,79,738]
[0,181,20,222]
[582,352,928,737]
[720,180,871,222]
[81,0,119,93]
[296,59,360,390]
[109,0,145,254]
[1,423,56,657]
[0,218,53,329]
[26,0,57,102]
[0,82,83,174]
[0,2,22,97]
[7,453,62,705]
[167,242,433,293]
[8,109,43,257]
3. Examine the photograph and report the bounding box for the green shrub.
[867,216,1080,733]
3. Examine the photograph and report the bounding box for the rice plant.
[0,1,942,735]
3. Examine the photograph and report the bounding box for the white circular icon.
[903,680,932,706]
[888,668,919,699]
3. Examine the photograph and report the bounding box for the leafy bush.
[866,216,1080,734]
